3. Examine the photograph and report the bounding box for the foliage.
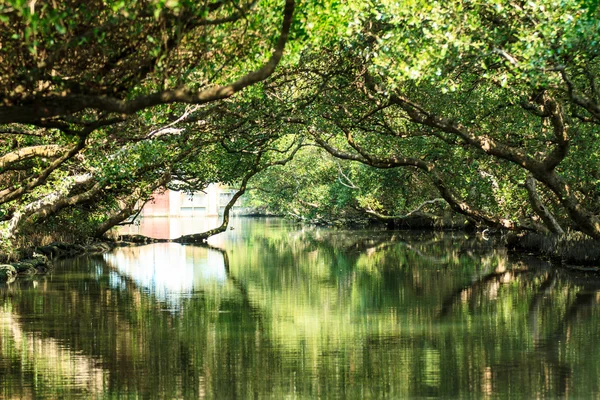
[1,0,600,247]
[246,0,600,238]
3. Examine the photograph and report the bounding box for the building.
[140,184,239,217]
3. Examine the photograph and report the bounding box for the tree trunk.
[4,174,94,238]
[94,203,139,239]
[524,174,565,235]
[173,173,255,243]
[535,169,600,238]
[0,145,63,170]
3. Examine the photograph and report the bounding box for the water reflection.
[1,219,600,398]
[103,244,227,308]
[0,304,106,398]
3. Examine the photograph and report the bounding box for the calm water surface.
[2,218,600,398]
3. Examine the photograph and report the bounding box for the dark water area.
[2,218,600,398]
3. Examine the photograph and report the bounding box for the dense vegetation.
[0,0,599,253]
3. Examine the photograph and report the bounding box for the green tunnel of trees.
[0,0,599,252]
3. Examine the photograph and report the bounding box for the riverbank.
[3,221,600,284]
[506,232,600,271]
[301,212,600,270]
[0,238,148,284]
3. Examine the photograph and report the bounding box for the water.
[2,218,600,398]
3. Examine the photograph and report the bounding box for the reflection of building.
[104,244,227,308]
[141,184,239,217]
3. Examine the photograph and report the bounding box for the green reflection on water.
[2,218,600,398]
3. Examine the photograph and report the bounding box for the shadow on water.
[2,219,600,398]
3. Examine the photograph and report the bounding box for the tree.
[247,0,600,238]
[0,0,298,247]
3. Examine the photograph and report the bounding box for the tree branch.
[95,173,172,237]
[0,0,296,124]
[0,136,87,205]
[524,174,565,235]
[363,198,446,220]
[0,145,63,170]
[312,131,528,232]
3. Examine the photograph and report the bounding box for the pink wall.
[141,191,170,217]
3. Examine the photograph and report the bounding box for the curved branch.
[173,170,257,243]
[0,137,86,205]
[364,198,445,220]
[26,181,104,224]
[313,133,527,231]
[94,173,172,238]
[561,69,600,121]
[539,95,569,171]
[0,145,63,170]
[0,0,295,124]
[389,94,541,171]
[524,174,565,235]
[173,139,303,243]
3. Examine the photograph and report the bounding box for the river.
[1,217,600,398]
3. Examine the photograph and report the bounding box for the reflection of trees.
[522,269,600,398]
[528,271,557,343]
[223,228,533,397]
[0,252,281,398]
[242,227,600,398]
[539,271,600,364]
[439,267,532,318]
[0,299,107,398]
[3,228,600,398]
[437,255,600,398]
[196,243,264,325]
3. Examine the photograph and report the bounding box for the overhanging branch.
[0,0,296,125]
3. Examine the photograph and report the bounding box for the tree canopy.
[0,0,599,251]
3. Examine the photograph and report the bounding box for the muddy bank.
[0,236,159,284]
[507,232,600,271]
[4,229,600,284]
